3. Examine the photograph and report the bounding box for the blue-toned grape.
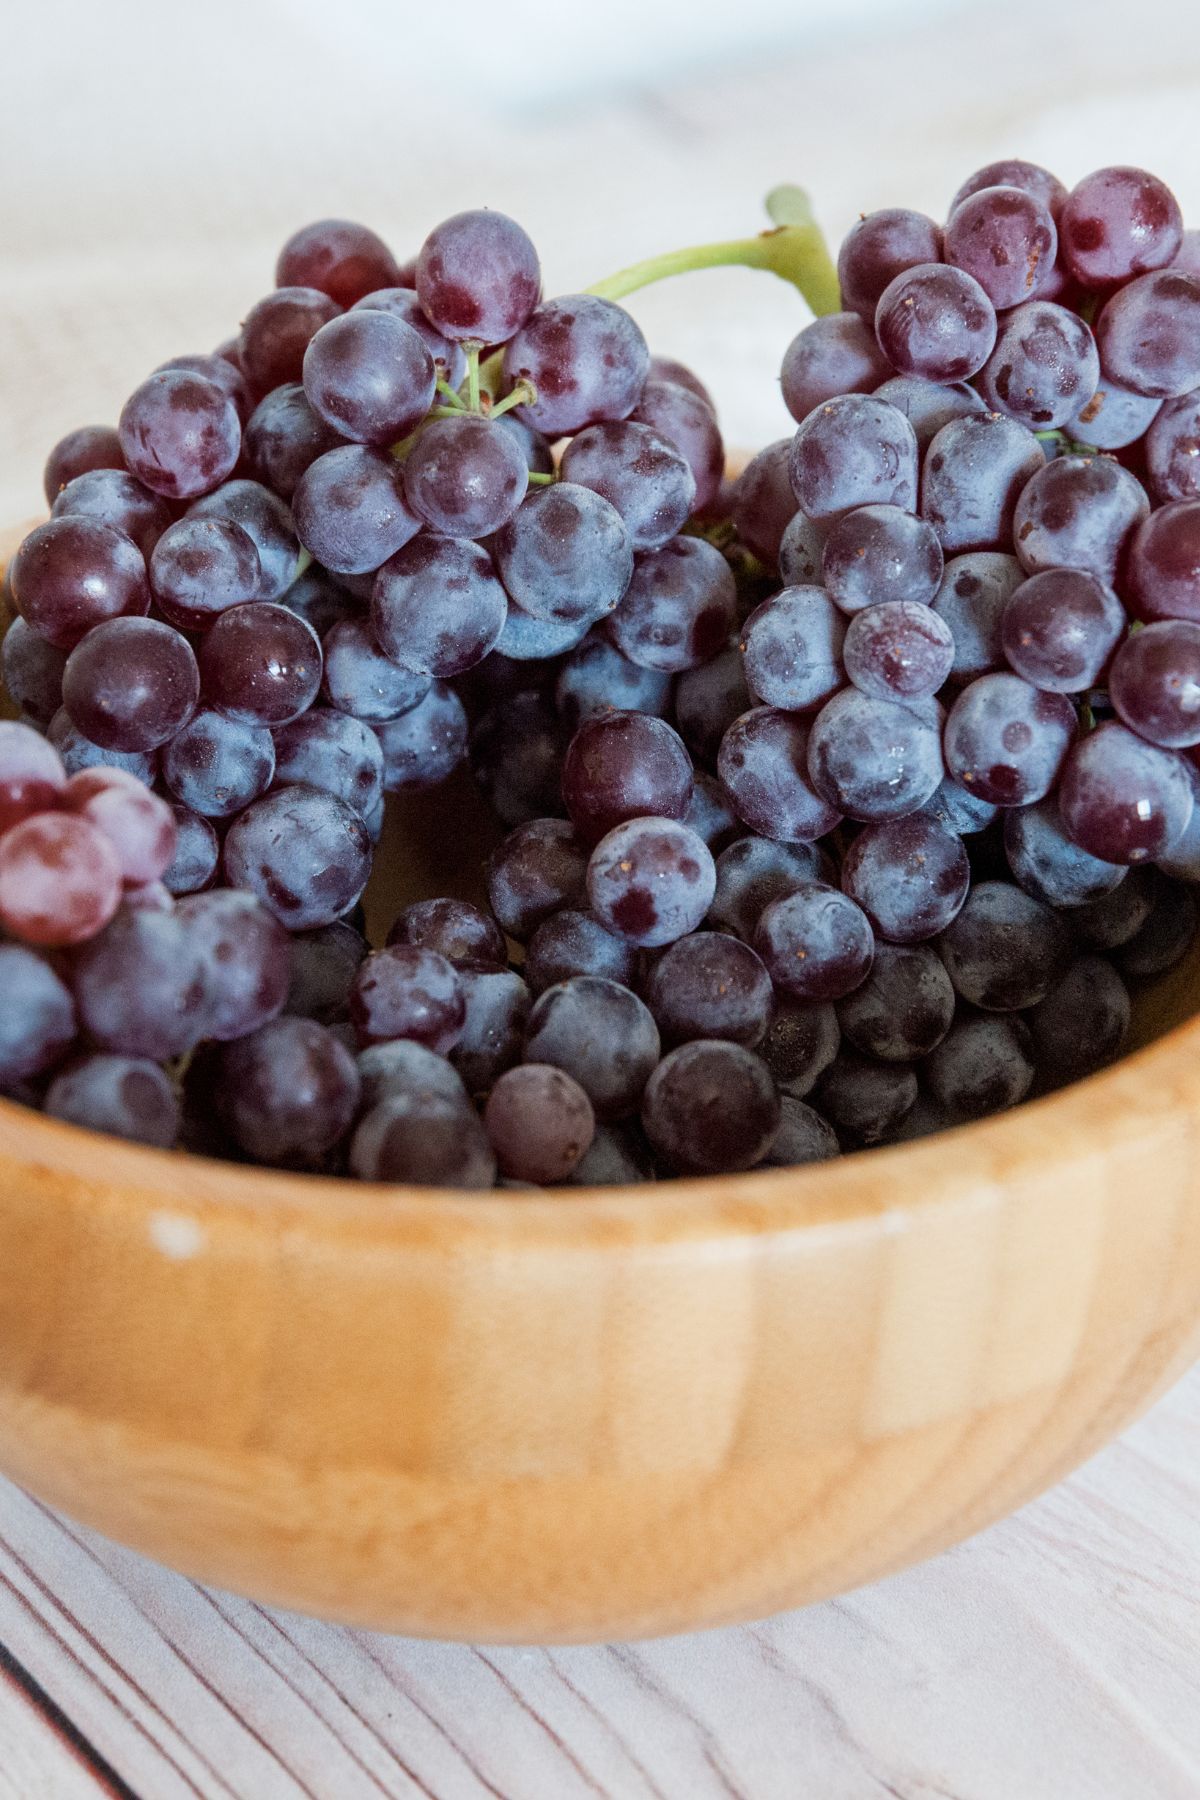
[587,816,715,947]
[607,536,737,672]
[924,1012,1034,1120]
[494,603,590,662]
[322,615,430,722]
[47,708,156,784]
[162,805,218,895]
[1013,455,1148,583]
[388,896,505,967]
[685,770,738,850]
[837,940,954,1061]
[223,784,372,928]
[162,708,274,817]
[416,209,541,345]
[493,482,633,624]
[272,707,384,819]
[645,931,772,1048]
[923,775,998,835]
[837,208,944,322]
[931,551,1024,681]
[501,294,649,437]
[816,1052,917,1146]
[556,631,673,731]
[150,517,262,630]
[788,394,919,525]
[350,944,465,1051]
[777,509,826,585]
[945,184,1058,309]
[73,903,208,1059]
[977,301,1099,429]
[243,382,343,500]
[188,480,300,603]
[50,468,173,560]
[843,601,954,701]
[1116,876,1198,976]
[356,1038,470,1112]
[921,412,1045,553]
[487,817,588,939]
[632,379,724,514]
[739,585,845,712]
[822,503,943,613]
[524,908,639,993]
[718,707,842,842]
[754,880,873,1001]
[807,687,943,820]
[1144,392,1200,504]
[293,444,421,575]
[0,945,76,1087]
[1027,957,1131,1084]
[560,421,695,551]
[780,313,891,423]
[761,1096,840,1166]
[178,888,290,1041]
[352,287,466,385]
[943,673,1075,805]
[351,1092,496,1187]
[1003,797,1125,907]
[1070,379,1162,451]
[403,413,527,537]
[524,975,660,1119]
[372,534,507,677]
[841,813,970,942]
[1,619,66,727]
[732,440,796,566]
[216,1016,360,1168]
[45,1054,179,1148]
[875,263,997,382]
[672,645,748,766]
[937,879,1071,1010]
[373,682,467,791]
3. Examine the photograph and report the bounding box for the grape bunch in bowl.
[5,162,1200,1191]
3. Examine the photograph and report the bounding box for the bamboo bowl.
[4,523,1200,1645]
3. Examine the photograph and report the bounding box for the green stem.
[526,470,556,486]
[465,344,481,413]
[489,380,537,420]
[436,378,466,410]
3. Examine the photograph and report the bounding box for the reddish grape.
[1059,721,1193,864]
[837,940,955,1061]
[1094,269,1200,399]
[484,1064,594,1183]
[754,881,874,1001]
[0,719,66,833]
[1109,620,1200,747]
[1128,500,1200,623]
[199,602,322,727]
[1059,166,1183,288]
[276,218,401,308]
[403,413,528,537]
[63,767,176,884]
[561,710,693,845]
[0,812,122,947]
[945,185,1058,310]
[1001,568,1126,692]
[632,379,724,514]
[416,210,541,345]
[118,370,241,500]
[43,425,125,505]
[10,516,150,649]
[303,310,436,444]
[238,287,341,392]
[63,617,199,752]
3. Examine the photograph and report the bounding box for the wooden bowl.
[4,523,1200,1645]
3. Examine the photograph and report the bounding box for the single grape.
[807,687,944,821]
[647,354,714,411]
[822,503,944,614]
[924,1013,1034,1120]
[1058,721,1193,863]
[50,468,173,560]
[471,689,567,827]
[788,394,918,525]
[1059,166,1183,288]
[754,880,873,1001]
[1095,269,1200,400]
[560,421,695,551]
[1028,957,1131,1085]
[685,769,739,850]
[486,817,588,939]
[641,1040,780,1175]
[560,709,692,844]
[352,287,467,385]
[188,480,301,602]
[494,483,634,627]
[1003,797,1125,908]
[45,1054,180,1148]
[1069,378,1162,450]
[837,939,954,1062]
[63,617,199,752]
[950,159,1068,219]
[1001,567,1126,692]
[645,931,772,1048]
[501,294,649,436]
[10,516,150,649]
[841,813,970,942]
[322,616,429,722]
[216,1016,360,1168]
[43,425,125,506]
[0,945,76,1087]
[286,919,368,1023]
[556,631,673,732]
[161,709,274,817]
[242,383,343,500]
[161,805,218,895]
[759,998,841,1097]
[73,903,208,1059]
[223,785,372,929]
[372,535,507,678]
[0,811,121,947]
[1106,620,1200,748]
[874,263,997,383]
[301,310,436,446]
[494,605,590,663]
[761,1096,840,1167]
[709,836,829,939]
[238,287,341,392]
[931,551,1024,682]
[415,210,541,344]
[356,1038,470,1113]
[718,707,842,842]
[0,719,66,834]
[843,601,955,702]
[632,379,724,514]
[276,218,402,308]
[945,185,1058,309]
[732,440,796,566]
[351,1092,496,1188]
[523,975,660,1119]
[937,879,1072,1010]
[1072,866,1156,947]
[607,536,737,673]
[739,585,845,712]
[62,767,175,884]
[568,1123,655,1186]
[485,1063,594,1184]
[1127,500,1200,623]
[349,944,464,1051]
[1012,455,1148,584]
[672,645,748,766]
[816,1052,917,1146]
[404,413,529,538]
[292,444,421,576]
[872,376,988,452]
[943,673,1076,805]
[117,370,241,501]
[777,509,826,585]
[388,896,506,969]
[780,313,892,423]
[199,602,322,727]
[149,517,262,630]
[977,301,1100,430]
[272,707,384,820]
[524,908,639,993]
[372,682,467,791]
[1,619,66,726]
[920,412,1045,554]
[586,816,715,947]
[1116,876,1198,976]
[923,775,998,835]
[177,888,290,1041]
[837,208,944,322]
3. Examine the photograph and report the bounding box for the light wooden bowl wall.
[3,522,1200,1644]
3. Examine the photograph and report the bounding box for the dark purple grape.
[45,1054,179,1148]
[188,480,300,602]
[1106,620,1200,748]
[731,440,795,566]
[118,370,241,500]
[816,1052,917,1146]
[238,288,342,393]
[1095,269,1200,399]
[759,998,840,1097]
[523,908,639,993]
[1072,866,1156,947]
[924,1013,1034,1120]
[43,425,125,505]
[352,287,466,385]
[777,510,825,586]
[1012,455,1148,584]
[46,708,156,784]
[950,159,1068,219]
[1001,567,1126,692]
[607,537,736,673]
[718,707,842,842]
[302,310,435,445]
[0,806,122,946]
[739,586,845,713]
[349,944,464,1052]
[645,931,772,1048]
[356,1038,469,1112]
[945,185,1058,309]
[843,602,954,702]
[10,516,150,649]
[484,1063,594,1184]
[372,534,506,677]
[837,209,944,322]
[1157,760,1200,880]
[1116,876,1197,976]
[556,631,673,731]
[709,836,829,939]
[292,445,420,576]
[523,975,659,1119]
[587,816,715,947]
[872,376,988,452]
[822,503,943,614]
[199,602,322,726]
[50,468,173,560]
[875,263,997,382]
[1059,166,1183,288]
[561,709,692,844]
[149,517,262,630]
[780,313,892,423]
[1145,392,1200,504]
[276,219,402,308]
[977,301,1100,429]
[1003,797,1125,907]
[72,903,207,1059]
[223,784,372,928]
[177,888,290,1041]
[286,919,368,1023]
[560,421,695,551]
[0,945,76,1086]
[160,805,217,897]
[373,682,467,791]
[641,1040,779,1174]
[1128,500,1200,623]
[920,412,1045,554]
[156,352,253,423]
[63,617,199,752]
[272,707,384,819]
[1027,957,1131,1084]
[2,618,66,725]
[322,616,430,722]
[761,1096,840,1166]
[837,940,955,1061]
[1070,379,1162,450]
[501,294,650,437]
[486,817,588,939]
[788,394,918,525]
[631,379,724,514]
[216,1016,360,1168]
[388,896,506,965]
[932,551,1023,682]
[672,646,748,766]
[351,1093,496,1188]
[647,354,714,411]
[243,383,343,499]
[943,673,1076,805]
[754,881,873,1001]
[807,687,943,821]
[162,707,275,817]
[471,689,566,826]
[494,482,633,625]
[937,880,1072,1010]
[1058,721,1193,864]
[404,414,528,537]
[416,210,541,345]
[841,813,970,943]
[568,1123,655,1186]
[685,770,738,850]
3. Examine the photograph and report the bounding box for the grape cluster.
[3,171,1200,1185]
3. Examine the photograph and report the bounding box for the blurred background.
[5,0,1200,522]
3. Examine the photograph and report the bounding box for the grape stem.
[526,470,556,486]
[436,379,467,410]
[465,344,482,413]
[488,380,537,420]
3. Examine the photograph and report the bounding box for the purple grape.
[177,888,290,1041]
[0,945,76,1086]
[816,1052,917,1146]
[556,631,673,731]
[1128,500,1200,623]
[685,771,737,851]
[199,602,322,727]
[631,380,724,514]
[272,707,385,819]
[938,879,1071,1010]
[807,687,944,820]
[874,263,997,383]
[950,159,1068,220]
[486,817,588,938]
[216,1016,360,1168]
[837,209,944,322]
[352,287,466,385]
[450,963,531,1092]
[45,1054,179,1148]
[641,1040,780,1175]
[403,413,528,537]
[561,709,692,844]
[149,517,262,630]
[708,836,830,939]
[568,1123,656,1186]
[607,536,736,673]
[47,708,156,784]
[501,294,649,437]
[822,503,944,613]
[301,310,436,445]
[471,690,566,826]
[156,352,253,423]
[645,931,772,1048]
[493,482,633,625]
[841,813,970,942]
[921,412,1045,554]
[238,288,342,393]
[923,775,999,835]
[977,301,1100,430]
[117,370,241,500]
[924,1013,1034,1120]
[943,672,1075,805]
[50,468,173,560]
[63,617,199,752]
[788,394,918,525]
[946,185,1058,310]
[292,445,421,576]
[350,944,464,1051]
[932,551,1024,681]
[560,421,695,551]
[760,998,840,1097]
[372,535,507,678]
[1069,378,1162,450]
[1003,796,1125,908]
[523,975,660,1119]
[524,908,639,993]
[10,516,150,649]
[1027,957,1131,1084]
[1108,620,1200,748]
[43,425,125,505]
[388,897,506,968]
[672,645,748,766]
[1116,876,1198,975]
[780,313,892,423]
[718,707,842,842]
[1156,760,1200,880]
[586,816,715,947]
[754,880,873,1001]
[647,354,714,411]
[356,1038,469,1112]
[188,480,300,603]
[1058,721,1193,863]
[484,1064,594,1184]
[351,1092,496,1188]
[373,682,467,791]
[739,585,845,712]
[72,903,207,1059]
[1001,567,1126,692]
[276,218,402,308]
[777,510,825,586]
[843,601,954,702]
[761,1096,840,1166]
[322,616,430,722]
[223,784,372,928]
[872,376,989,453]
[732,440,796,566]
[1095,270,1200,399]
[415,210,541,345]
[286,919,368,1023]
[837,940,955,1061]
[2,618,67,725]
[162,707,275,817]
[243,383,343,499]
[1059,166,1183,288]
[494,605,590,663]
[1145,391,1200,503]
[1073,867,1156,947]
